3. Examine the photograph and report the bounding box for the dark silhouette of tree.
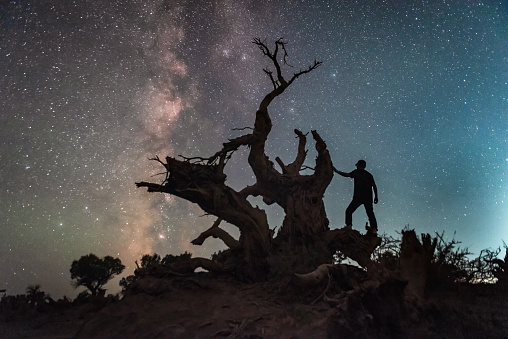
[136,38,381,281]
[70,254,125,296]
[26,284,46,306]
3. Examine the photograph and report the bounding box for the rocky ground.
[1,273,507,338]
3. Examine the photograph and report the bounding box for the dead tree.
[136,38,380,281]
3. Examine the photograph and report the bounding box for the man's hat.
[356,160,366,168]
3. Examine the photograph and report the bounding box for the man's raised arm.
[333,166,351,177]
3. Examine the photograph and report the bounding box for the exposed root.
[213,319,248,338]
[311,271,333,305]
[294,264,334,286]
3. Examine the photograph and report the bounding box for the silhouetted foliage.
[369,230,506,287]
[73,290,91,304]
[140,253,162,268]
[70,254,125,296]
[492,245,508,285]
[119,275,137,293]
[371,232,401,270]
[369,230,507,287]
[25,284,46,306]
[467,247,502,283]
[430,231,472,286]
[162,251,192,266]
[135,252,192,269]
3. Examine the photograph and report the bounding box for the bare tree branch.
[284,129,308,175]
[191,218,241,250]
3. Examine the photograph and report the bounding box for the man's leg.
[364,202,378,230]
[345,199,362,226]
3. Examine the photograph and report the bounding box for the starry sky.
[1,1,507,298]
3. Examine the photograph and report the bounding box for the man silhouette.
[333,160,378,233]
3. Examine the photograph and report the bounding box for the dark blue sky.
[1,1,507,298]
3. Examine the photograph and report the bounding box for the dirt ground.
[1,274,508,338]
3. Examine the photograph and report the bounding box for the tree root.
[213,319,248,338]
[311,270,333,305]
[294,264,336,286]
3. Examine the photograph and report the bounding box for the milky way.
[1,1,507,298]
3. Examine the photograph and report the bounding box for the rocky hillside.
[2,272,508,338]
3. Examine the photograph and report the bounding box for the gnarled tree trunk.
[136,38,380,281]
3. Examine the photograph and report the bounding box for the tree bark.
[190,219,240,250]
[136,157,272,279]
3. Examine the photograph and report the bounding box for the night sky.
[1,1,507,298]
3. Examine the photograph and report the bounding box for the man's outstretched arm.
[333,166,351,177]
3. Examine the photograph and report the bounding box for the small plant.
[371,232,401,267]
[432,231,472,284]
[492,245,508,285]
[467,247,501,283]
